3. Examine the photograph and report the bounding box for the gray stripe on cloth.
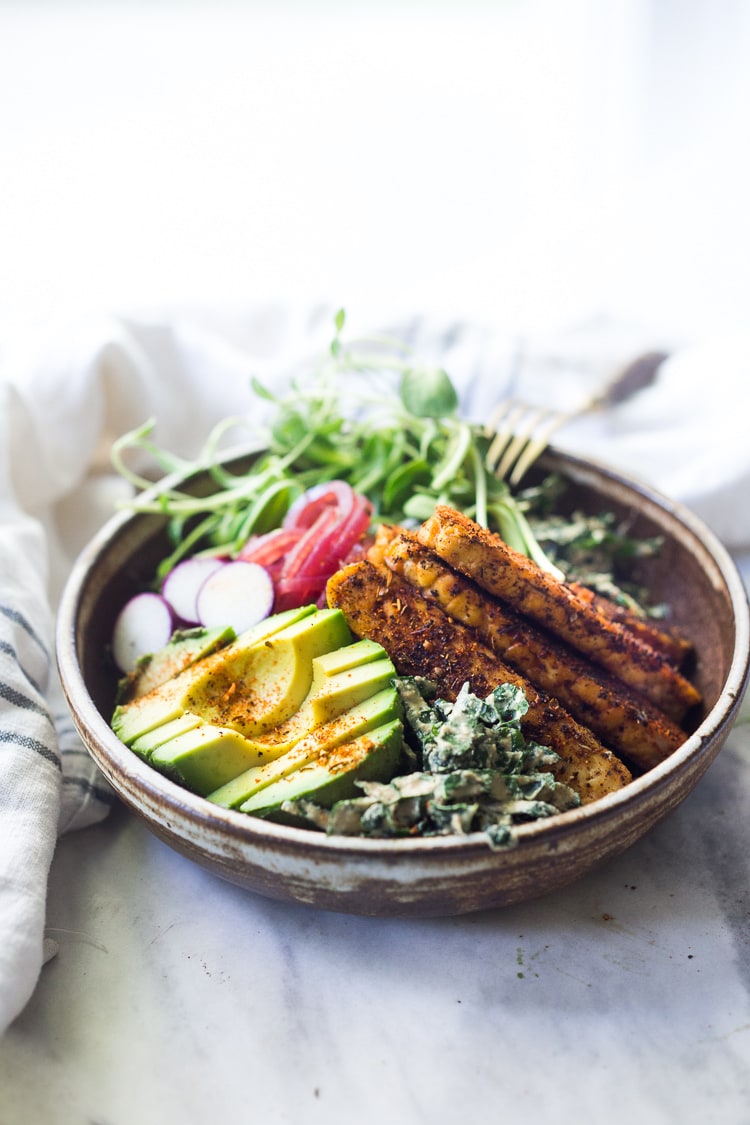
[0,604,50,657]
[0,728,61,769]
[0,640,44,694]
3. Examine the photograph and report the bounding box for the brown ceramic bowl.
[56,447,750,916]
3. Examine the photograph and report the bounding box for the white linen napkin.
[1,304,748,1033]
[0,304,328,1032]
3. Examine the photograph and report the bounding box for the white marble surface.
[2,1,750,1121]
[2,706,750,1124]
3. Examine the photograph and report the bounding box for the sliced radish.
[282,480,355,530]
[162,556,225,623]
[195,560,274,633]
[238,527,303,577]
[112,592,174,674]
[277,506,341,582]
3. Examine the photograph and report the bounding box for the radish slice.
[111,593,174,674]
[162,556,225,623]
[238,527,302,577]
[282,480,355,530]
[195,560,274,633]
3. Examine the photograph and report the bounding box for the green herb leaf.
[249,376,276,403]
[399,368,459,419]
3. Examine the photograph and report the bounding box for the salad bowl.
[56,446,750,916]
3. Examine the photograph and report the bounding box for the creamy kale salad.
[285,678,580,849]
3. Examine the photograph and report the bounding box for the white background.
[1,0,749,345]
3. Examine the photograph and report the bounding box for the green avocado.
[129,713,206,761]
[149,720,276,795]
[134,635,396,795]
[234,646,396,758]
[111,604,333,746]
[186,607,353,736]
[207,686,401,810]
[240,719,403,822]
[304,639,394,723]
[309,637,385,677]
[115,625,237,705]
[139,642,395,781]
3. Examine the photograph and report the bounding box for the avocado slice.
[231,648,396,758]
[140,640,395,794]
[150,721,276,795]
[112,604,324,746]
[239,719,403,820]
[207,686,401,810]
[130,713,206,761]
[309,638,385,677]
[186,607,353,736]
[307,656,395,724]
[138,644,394,767]
[115,625,236,705]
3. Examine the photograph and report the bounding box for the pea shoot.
[110,309,561,578]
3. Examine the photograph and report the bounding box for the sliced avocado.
[306,656,395,725]
[185,607,352,736]
[140,638,394,792]
[130,712,206,761]
[309,638,385,678]
[115,625,236,705]
[231,648,396,759]
[240,719,403,820]
[150,721,274,795]
[207,685,401,810]
[112,604,319,746]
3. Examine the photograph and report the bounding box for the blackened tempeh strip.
[417,507,701,723]
[381,531,685,772]
[567,582,693,669]
[326,560,632,804]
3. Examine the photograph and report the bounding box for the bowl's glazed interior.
[56,448,750,916]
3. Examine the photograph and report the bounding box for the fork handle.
[588,350,669,411]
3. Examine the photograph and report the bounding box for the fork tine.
[489,404,560,481]
[493,406,544,477]
[484,402,529,473]
[507,410,569,487]
[485,398,523,432]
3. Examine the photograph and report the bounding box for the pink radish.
[111,592,174,673]
[195,560,274,633]
[162,556,224,623]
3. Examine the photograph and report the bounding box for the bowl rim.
[56,444,750,860]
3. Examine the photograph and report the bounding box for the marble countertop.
[2,686,749,1123]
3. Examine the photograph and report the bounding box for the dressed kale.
[283,678,580,849]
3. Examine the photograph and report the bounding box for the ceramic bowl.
[56,448,750,917]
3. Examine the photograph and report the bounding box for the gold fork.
[485,350,669,488]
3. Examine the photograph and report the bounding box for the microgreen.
[400,367,459,419]
[110,311,564,578]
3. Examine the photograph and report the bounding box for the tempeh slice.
[326,560,632,803]
[382,531,686,772]
[567,582,693,669]
[417,506,701,723]
[366,523,400,566]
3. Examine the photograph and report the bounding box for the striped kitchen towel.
[0,501,115,1032]
[0,303,334,1032]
